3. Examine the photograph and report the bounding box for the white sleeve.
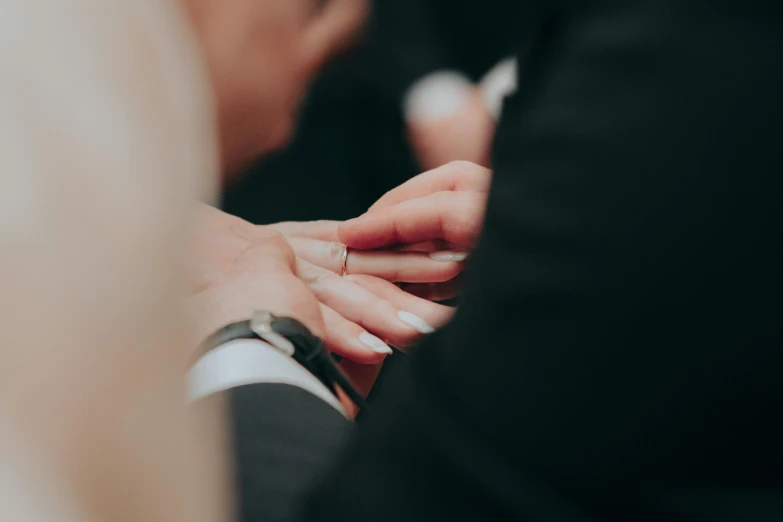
[402,70,474,123]
[188,339,347,416]
[402,59,518,124]
[478,57,518,122]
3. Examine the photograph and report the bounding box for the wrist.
[193,312,368,413]
[188,337,348,415]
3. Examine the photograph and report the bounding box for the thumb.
[233,230,297,277]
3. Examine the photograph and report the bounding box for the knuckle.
[305,264,338,286]
[326,241,344,261]
[255,228,288,245]
[430,190,453,206]
[255,231,295,262]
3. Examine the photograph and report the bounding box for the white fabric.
[189,339,347,416]
[403,70,474,123]
[479,57,518,121]
[402,60,518,123]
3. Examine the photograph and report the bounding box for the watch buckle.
[250,311,295,356]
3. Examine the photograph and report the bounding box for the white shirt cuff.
[478,57,518,122]
[187,338,346,416]
[402,60,518,124]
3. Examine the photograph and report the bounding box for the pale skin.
[181,0,494,397]
[189,204,458,362]
[2,2,493,521]
[183,0,369,176]
[191,161,493,405]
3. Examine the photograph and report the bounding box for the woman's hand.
[190,205,455,363]
[338,161,492,299]
[267,221,465,283]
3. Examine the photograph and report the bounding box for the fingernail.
[359,333,393,354]
[397,311,436,334]
[429,251,468,262]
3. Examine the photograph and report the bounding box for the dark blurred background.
[221,0,513,224]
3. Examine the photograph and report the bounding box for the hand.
[407,90,495,171]
[189,205,455,363]
[188,229,324,350]
[338,161,492,299]
[269,221,463,283]
[188,230,370,416]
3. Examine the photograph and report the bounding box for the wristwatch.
[199,311,368,411]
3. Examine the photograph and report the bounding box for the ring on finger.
[340,244,350,277]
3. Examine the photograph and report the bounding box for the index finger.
[369,161,491,212]
[339,191,485,250]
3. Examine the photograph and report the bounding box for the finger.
[233,230,296,276]
[393,240,447,253]
[345,275,455,332]
[338,191,486,250]
[304,0,368,70]
[335,386,360,419]
[368,160,491,211]
[288,237,464,282]
[338,358,384,398]
[230,233,326,337]
[265,220,339,241]
[297,260,436,348]
[319,303,392,364]
[399,277,463,302]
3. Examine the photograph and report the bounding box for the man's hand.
[339,161,491,248]
[338,161,492,299]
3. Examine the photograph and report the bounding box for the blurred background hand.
[406,87,495,170]
[403,72,495,170]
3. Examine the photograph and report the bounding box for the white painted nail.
[359,333,393,354]
[429,251,468,262]
[397,311,436,334]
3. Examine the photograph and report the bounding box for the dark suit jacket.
[227,2,783,520]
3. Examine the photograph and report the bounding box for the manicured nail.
[397,311,436,334]
[429,251,468,262]
[359,333,393,354]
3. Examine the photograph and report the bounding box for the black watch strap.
[199,312,368,412]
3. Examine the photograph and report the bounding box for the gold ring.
[340,244,349,276]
